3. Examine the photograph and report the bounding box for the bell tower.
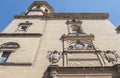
[26,1,54,16]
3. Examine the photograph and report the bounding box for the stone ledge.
[14,13,109,19]
[0,62,32,66]
[0,33,42,37]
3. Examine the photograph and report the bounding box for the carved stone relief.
[65,39,95,50]
[105,50,119,63]
[48,50,61,64]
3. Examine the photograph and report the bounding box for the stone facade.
[0,1,120,78]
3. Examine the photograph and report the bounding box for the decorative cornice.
[0,33,42,37]
[14,13,109,20]
[53,13,109,19]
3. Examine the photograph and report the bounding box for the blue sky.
[0,0,120,32]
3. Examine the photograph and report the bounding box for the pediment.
[0,42,20,49]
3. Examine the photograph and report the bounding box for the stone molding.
[14,13,109,20]
[0,62,32,66]
[0,33,42,37]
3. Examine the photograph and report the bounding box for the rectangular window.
[0,51,11,63]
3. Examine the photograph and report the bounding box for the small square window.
[21,26,28,31]
[18,26,28,31]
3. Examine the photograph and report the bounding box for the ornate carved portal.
[60,19,103,67]
[48,19,120,78]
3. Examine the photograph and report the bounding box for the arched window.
[0,42,20,64]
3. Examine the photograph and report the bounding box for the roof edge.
[14,13,109,19]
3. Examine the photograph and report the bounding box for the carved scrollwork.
[48,50,61,64]
[67,40,94,50]
[105,50,119,62]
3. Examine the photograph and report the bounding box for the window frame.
[0,42,20,64]
[0,51,12,64]
[15,21,33,32]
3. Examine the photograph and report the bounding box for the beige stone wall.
[2,19,45,33]
[0,37,40,64]
[82,19,117,51]
[0,18,120,78]
[0,19,67,78]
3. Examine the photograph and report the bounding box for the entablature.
[48,65,120,78]
[48,65,119,72]
[64,50,100,53]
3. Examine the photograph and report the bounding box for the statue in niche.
[48,50,61,64]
